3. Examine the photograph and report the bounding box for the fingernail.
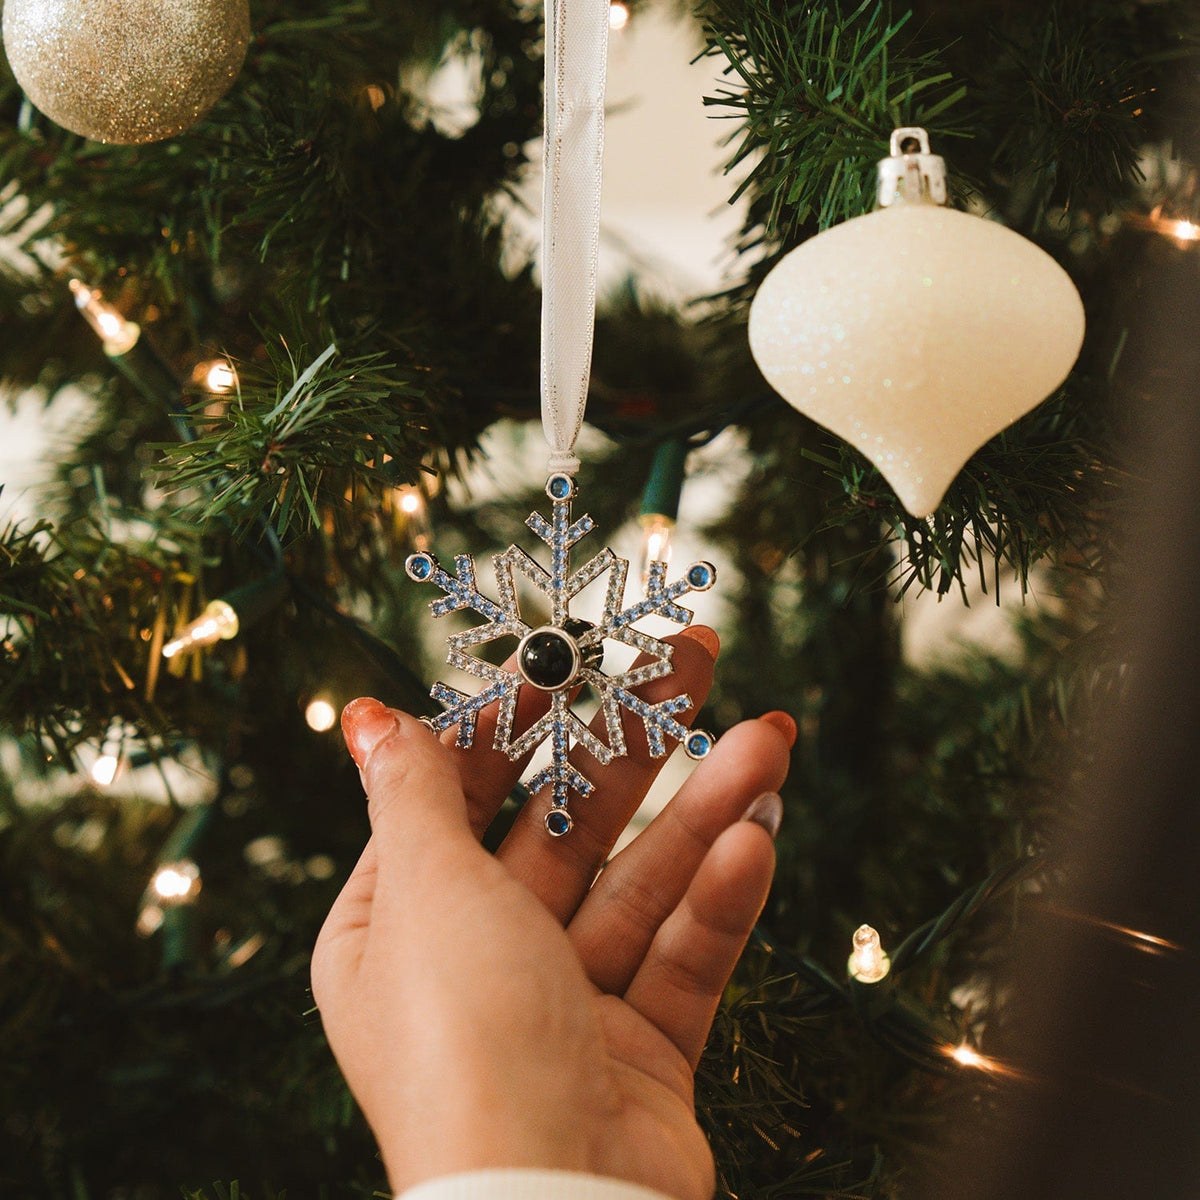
[760,710,797,748]
[741,792,783,839]
[678,624,720,661]
[341,697,400,769]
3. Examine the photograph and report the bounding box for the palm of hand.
[312,631,790,1199]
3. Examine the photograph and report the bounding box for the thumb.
[341,697,474,867]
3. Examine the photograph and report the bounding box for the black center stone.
[519,629,578,690]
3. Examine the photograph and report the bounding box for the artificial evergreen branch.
[701,0,967,244]
[156,341,432,540]
[0,506,203,758]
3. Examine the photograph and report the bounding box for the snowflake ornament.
[405,472,716,837]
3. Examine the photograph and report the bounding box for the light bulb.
[91,753,120,787]
[1171,219,1200,244]
[204,360,237,393]
[639,513,675,582]
[848,923,891,983]
[162,599,239,659]
[949,1041,984,1068]
[151,859,201,903]
[305,697,338,732]
[363,83,388,111]
[609,2,630,31]
[89,720,125,786]
[69,279,140,355]
[392,484,433,551]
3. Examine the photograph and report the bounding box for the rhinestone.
[684,730,714,759]
[687,562,716,590]
[545,808,573,837]
[546,473,575,501]
[406,552,434,581]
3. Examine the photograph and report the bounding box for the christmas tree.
[3,0,1199,1196]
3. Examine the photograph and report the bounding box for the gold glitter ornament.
[2,0,250,144]
[749,128,1085,518]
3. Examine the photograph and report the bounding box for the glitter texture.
[406,480,716,830]
[2,0,250,144]
[748,203,1085,517]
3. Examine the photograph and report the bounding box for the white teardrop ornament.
[748,128,1085,518]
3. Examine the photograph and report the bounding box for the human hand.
[311,628,792,1199]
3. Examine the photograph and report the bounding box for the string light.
[847,923,891,983]
[193,357,238,394]
[151,859,201,903]
[304,697,338,732]
[1169,218,1199,244]
[608,2,630,31]
[1035,900,1182,955]
[1127,205,1200,249]
[69,278,139,355]
[89,720,125,786]
[69,278,189,439]
[638,441,689,582]
[949,1041,984,1068]
[162,577,288,661]
[362,83,388,111]
[943,1040,1028,1081]
[639,512,674,573]
[392,483,433,552]
[162,599,239,659]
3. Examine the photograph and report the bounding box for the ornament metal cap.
[876,127,947,208]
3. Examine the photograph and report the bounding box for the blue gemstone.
[687,562,715,590]
[547,473,574,500]
[685,731,713,759]
[545,808,573,837]
[406,553,434,581]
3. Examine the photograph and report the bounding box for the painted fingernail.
[678,624,720,661]
[760,710,797,748]
[341,697,400,769]
[741,792,783,839]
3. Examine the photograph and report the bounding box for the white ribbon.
[540,0,609,476]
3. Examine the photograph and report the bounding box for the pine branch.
[982,4,1151,215]
[155,340,432,540]
[0,505,203,759]
[814,385,1119,599]
[700,0,968,245]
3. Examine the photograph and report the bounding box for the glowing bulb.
[609,1,630,31]
[162,600,239,659]
[1172,219,1200,244]
[91,753,120,787]
[89,719,125,786]
[69,278,140,355]
[848,923,891,983]
[137,904,164,937]
[305,697,338,732]
[152,859,201,903]
[97,311,124,340]
[950,1041,984,1067]
[204,360,237,393]
[363,83,388,111]
[393,484,433,551]
[639,513,674,582]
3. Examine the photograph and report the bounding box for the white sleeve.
[397,1169,677,1200]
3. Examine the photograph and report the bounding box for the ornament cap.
[877,127,947,208]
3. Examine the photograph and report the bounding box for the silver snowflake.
[405,472,716,836]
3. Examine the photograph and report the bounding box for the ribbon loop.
[540,0,609,475]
